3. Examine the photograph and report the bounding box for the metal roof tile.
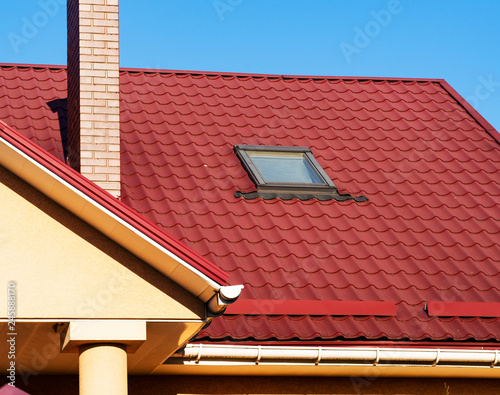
[2,64,499,343]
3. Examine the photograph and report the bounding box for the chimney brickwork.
[67,0,121,198]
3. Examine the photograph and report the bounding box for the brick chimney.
[67,0,120,198]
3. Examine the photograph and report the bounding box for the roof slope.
[1,64,499,343]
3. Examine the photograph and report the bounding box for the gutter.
[167,344,500,376]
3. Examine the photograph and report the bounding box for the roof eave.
[0,121,240,308]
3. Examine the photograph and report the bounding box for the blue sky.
[1,0,499,133]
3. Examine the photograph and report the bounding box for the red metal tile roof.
[1,64,499,343]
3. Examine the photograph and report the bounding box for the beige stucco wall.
[8,375,500,394]
[0,165,204,320]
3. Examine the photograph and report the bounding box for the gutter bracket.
[432,349,440,367]
[195,344,203,364]
[373,348,380,366]
[491,350,499,368]
[256,345,262,365]
[315,347,322,365]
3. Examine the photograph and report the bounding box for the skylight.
[247,150,325,184]
[234,145,335,192]
[234,145,368,202]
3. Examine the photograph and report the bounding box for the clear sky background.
[1,0,499,133]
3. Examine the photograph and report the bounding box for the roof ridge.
[1,62,446,83]
[0,62,66,70]
[120,66,446,83]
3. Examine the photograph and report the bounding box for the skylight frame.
[234,145,337,194]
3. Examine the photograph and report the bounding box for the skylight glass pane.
[248,151,324,184]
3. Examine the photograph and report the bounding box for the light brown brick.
[80,166,94,175]
[80,55,106,63]
[93,33,119,42]
[79,18,92,26]
[80,11,105,19]
[92,48,117,56]
[95,166,120,174]
[105,55,119,63]
[94,136,119,144]
[81,158,107,166]
[80,91,92,100]
[79,40,106,49]
[80,47,92,55]
[107,159,120,167]
[81,143,108,151]
[80,0,105,5]
[95,151,120,159]
[80,150,93,159]
[80,84,106,92]
[80,26,105,34]
[91,77,117,85]
[93,106,119,114]
[106,129,121,138]
[80,70,106,79]
[106,41,119,49]
[90,92,116,101]
[81,128,108,137]
[107,174,121,182]
[93,19,118,27]
[94,5,118,13]
[93,62,118,71]
[80,98,106,107]
[106,70,120,79]
[80,69,107,78]
[94,121,119,130]
[106,114,120,122]
[80,136,94,144]
[106,100,120,108]
[105,27,119,35]
[79,33,92,41]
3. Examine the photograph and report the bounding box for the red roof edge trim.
[0,62,66,70]
[439,80,500,144]
[224,300,396,316]
[197,340,500,350]
[0,62,446,85]
[119,66,445,83]
[0,120,229,285]
[427,301,500,318]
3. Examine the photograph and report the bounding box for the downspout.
[173,344,500,368]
